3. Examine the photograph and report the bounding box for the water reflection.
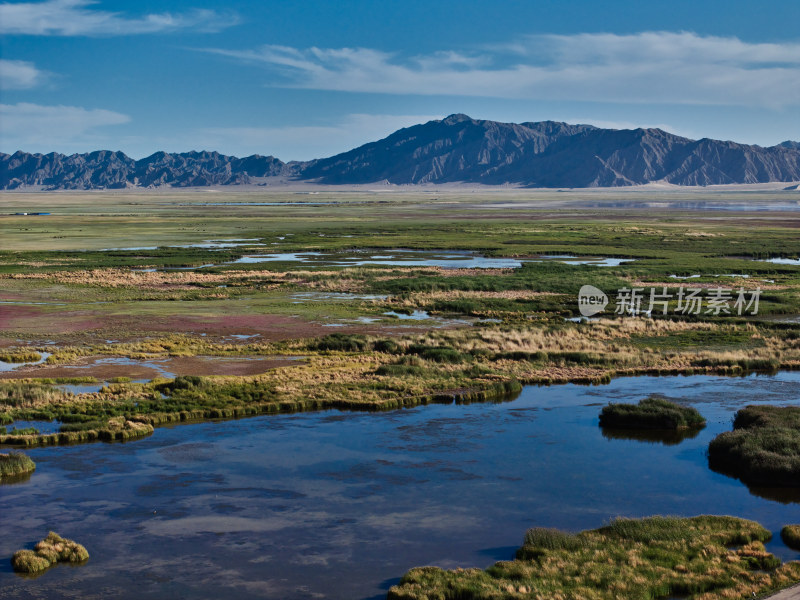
[600,426,703,445]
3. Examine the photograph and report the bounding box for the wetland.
[2,189,800,598]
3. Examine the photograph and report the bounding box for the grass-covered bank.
[388,515,800,600]
[709,406,800,487]
[2,319,800,448]
[11,532,89,574]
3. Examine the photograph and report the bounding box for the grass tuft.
[0,351,41,364]
[599,396,706,430]
[11,532,89,573]
[0,452,36,480]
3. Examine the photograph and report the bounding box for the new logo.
[578,285,608,317]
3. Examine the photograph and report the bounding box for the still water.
[1,372,799,599]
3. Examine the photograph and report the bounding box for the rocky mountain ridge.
[2,115,798,189]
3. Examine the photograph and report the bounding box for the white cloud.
[0,102,130,153]
[203,31,800,108]
[0,59,46,89]
[0,0,239,36]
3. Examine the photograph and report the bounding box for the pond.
[233,250,633,270]
[1,372,799,599]
[233,249,526,269]
[758,257,800,266]
[122,250,635,272]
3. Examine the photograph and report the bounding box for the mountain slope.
[299,114,597,184]
[300,116,800,187]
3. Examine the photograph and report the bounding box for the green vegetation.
[599,397,706,430]
[0,451,35,480]
[388,516,800,600]
[709,405,800,487]
[11,532,89,574]
[782,526,800,551]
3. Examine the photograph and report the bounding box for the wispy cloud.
[203,31,800,108]
[0,0,239,36]
[0,102,130,153]
[0,109,440,159]
[0,59,47,89]
[164,113,443,161]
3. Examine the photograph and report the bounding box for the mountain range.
[2,114,799,189]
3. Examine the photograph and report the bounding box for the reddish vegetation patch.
[0,305,104,334]
[166,355,301,376]
[0,355,301,380]
[0,305,435,343]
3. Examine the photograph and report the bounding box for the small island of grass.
[599,396,706,430]
[0,350,41,364]
[708,405,800,487]
[0,451,36,481]
[11,532,89,574]
[388,515,800,600]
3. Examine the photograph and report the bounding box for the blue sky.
[1,0,799,160]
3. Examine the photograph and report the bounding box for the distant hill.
[0,150,286,190]
[2,115,799,189]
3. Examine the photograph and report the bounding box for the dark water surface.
[2,373,800,599]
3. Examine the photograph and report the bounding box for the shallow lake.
[233,250,632,269]
[2,372,799,599]
[121,249,634,271]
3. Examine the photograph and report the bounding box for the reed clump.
[0,451,35,480]
[388,515,800,600]
[0,351,41,364]
[600,397,706,430]
[11,532,89,573]
[708,405,800,487]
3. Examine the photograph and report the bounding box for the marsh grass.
[0,451,35,479]
[782,526,800,550]
[311,333,369,352]
[11,532,89,574]
[388,515,800,600]
[4,426,39,435]
[406,344,467,364]
[375,364,427,377]
[0,351,42,363]
[708,405,800,487]
[599,397,706,430]
[2,319,798,448]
